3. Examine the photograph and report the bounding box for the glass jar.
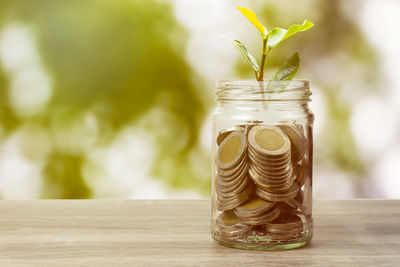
[211,80,313,250]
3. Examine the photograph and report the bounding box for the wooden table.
[0,200,398,266]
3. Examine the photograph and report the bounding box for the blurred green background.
[0,0,399,199]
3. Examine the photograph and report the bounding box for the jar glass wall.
[211,80,314,250]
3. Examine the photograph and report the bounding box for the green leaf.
[236,6,267,39]
[222,35,259,72]
[267,19,313,48]
[272,52,300,81]
[266,28,286,49]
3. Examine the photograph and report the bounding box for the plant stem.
[257,38,269,109]
[257,38,269,81]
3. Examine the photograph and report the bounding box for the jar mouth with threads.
[215,80,311,103]
[211,79,314,250]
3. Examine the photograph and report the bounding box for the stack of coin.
[234,196,280,225]
[261,213,304,240]
[255,183,299,202]
[247,125,298,202]
[279,123,308,164]
[215,210,253,238]
[215,130,252,211]
[214,123,310,242]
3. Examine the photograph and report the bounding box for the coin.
[216,131,247,170]
[236,207,280,226]
[248,149,291,168]
[216,184,252,211]
[216,163,248,187]
[248,166,294,188]
[216,126,245,146]
[250,162,293,179]
[216,176,250,198]
[248,144,291,162]
[254,158,292,173]
[217,155,248,178]
[249,173,293,194]
[279,123,308,164]
[216,211,253,237]
[248,155,292,177]
[248,126,291,157]
[216,210,241,226]
[248,146,290,162]
[234,196,275,218]
[215,172,247,191]
[263,213,303,235]
[255,183,299,202]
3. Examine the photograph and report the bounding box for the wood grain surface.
[0,200,398,266]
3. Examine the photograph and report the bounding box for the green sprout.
[224,6,313,82]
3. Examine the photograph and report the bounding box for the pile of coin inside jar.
[214,122,309,241]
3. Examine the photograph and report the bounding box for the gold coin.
[263,213,303,235]
[216,176,250,198]
[250,162,293,178]
[248,126,291,157]
[248,144,291,161]
[249,161,292,177]
[279,123,308,164]
[234,196,275,218]
[248,154,292,177]
[248,173,293,195]
[216,174,245,191]
[216,126,245,146]
[248,150,292,170]
[253,158,292,173]
[237,207,280,226]
[216,131,246,170]
[253,175,295,189]
[249,169,293,190]
[216,164,250,184]
[257,182,295,195]
[216,211,253,237]
[216,210,241,226]
[216,184,252,211]
[248,168,287,187]
[255,183,299,202]
[217,163,248,186]
[249,165,294,185]
[217,157,248,181]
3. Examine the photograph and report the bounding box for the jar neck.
[215,80,311,108]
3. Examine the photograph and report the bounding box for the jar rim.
[217,79,309,89]
[215,79,311,102]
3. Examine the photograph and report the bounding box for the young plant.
[224,6,313,83]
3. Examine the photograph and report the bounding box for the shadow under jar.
[211,80,314,250]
